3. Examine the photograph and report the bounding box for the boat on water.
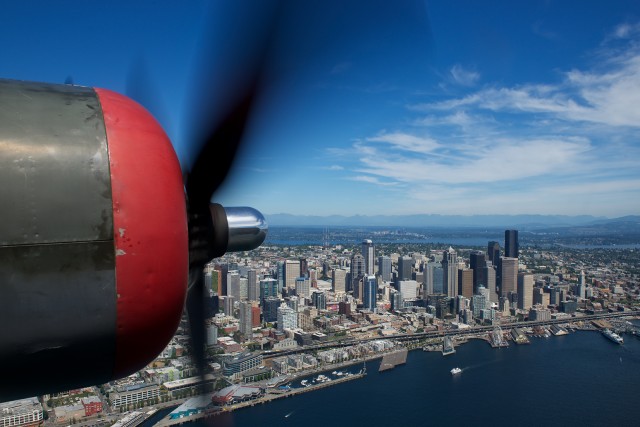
[451,367,462,375]
[603,329,624,345]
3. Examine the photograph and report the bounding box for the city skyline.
[2,1,639,218]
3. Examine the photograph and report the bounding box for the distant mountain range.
[265,213,640,229]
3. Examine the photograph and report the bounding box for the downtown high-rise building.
[362,239,375,276]
[247,269,258,302]
[397,280,418,300]
[517,273,534,310]
[487,241,500,265]
[332,268,347,294]
[458,268,473,298]
[425,262,444,294]
[239,300,253,337]
[284,259,301,290]
[378,255,392,282]
[350,254,365,294]
[577,270,586,299]
[311,290,326,310]
[277,302,297,332]
[501,257,518,297]
[442,247,458,298]
[263,297,281,323]
[505,230,519,258]
[259,278,279,306]
[299,258,308,278]
[295,277,311,299]
[398,255,414,281]
[219,263,229,296]
[277,261,285,291]
[469,251,486,294]
[227,270,241,300]
[239,277,248,300]
[363,275,377,311]
[223,295,235,316]
[484,264,498,303]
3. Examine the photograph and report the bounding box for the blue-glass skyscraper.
[363,275,377,312]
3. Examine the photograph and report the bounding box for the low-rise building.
[211,385,262,405]
[80,396,102,417]
[163,375,215,398]
[109,383,160,409]
[222,351,264,379]
[0,398,44,427]
[53,404,85,424]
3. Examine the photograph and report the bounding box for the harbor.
[379,348,408,372]
[154,368,366,427]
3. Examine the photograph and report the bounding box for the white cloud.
[417,41,640,128]
[355,137,591,185]
[330,22,640,216]
[450,64,480,86]
[606,22,640,41]
[349,175,398,186]
[326,164,344,171]
[366,132,439,154]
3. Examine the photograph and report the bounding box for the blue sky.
[2,1,640,218]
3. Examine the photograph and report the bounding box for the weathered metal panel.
[0,79,113,245]
[0,241,117,400]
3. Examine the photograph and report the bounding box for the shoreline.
[152,316,639,426]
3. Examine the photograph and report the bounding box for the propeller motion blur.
[0,79,267,401]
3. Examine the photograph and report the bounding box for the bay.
[192,331,640,427]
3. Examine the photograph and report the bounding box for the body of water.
[192,331,640,427]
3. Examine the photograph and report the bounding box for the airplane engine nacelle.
[0,79,210,400]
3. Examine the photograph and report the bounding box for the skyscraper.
[259,278,279,306]
[277,303,297,332]
[484,264,497,303]
[487,241,500,264]
[363,275,377,311]
[505,230,519,258]
[285,260,301,290]
[263,297,281,323]
[458,268,473,298]
[239,277,248,300]
[378,255,392,282]
[247,269,258,302]
[295,277,311,299]
[442,247,458,298]
[219,263,229,296]
[223,295,235,316]
[398,256,413,281]
[350,254,365,294]
[397,280,418,300]
[577,270,586,299]
[311,291,326,310]
[239,300,253,337]
[299,258,308,278]
[517,273,533,310]
[426,262,444,294]
[501,257,518,297]
[227,271,241,300]
[277,261,285,291]
[332,268,347,294]
[362,239,375,276]
[469,251,486,293]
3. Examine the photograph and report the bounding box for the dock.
[379,348,408,372]
[155,371,366,427]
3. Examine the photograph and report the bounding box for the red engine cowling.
[0,79,188,400]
